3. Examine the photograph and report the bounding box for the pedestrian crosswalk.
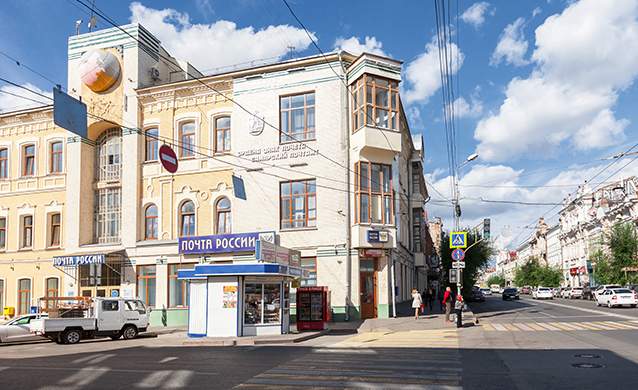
[235,329,462,389]
[483,320,638,332]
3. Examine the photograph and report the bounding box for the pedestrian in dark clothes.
[425,288,434,311]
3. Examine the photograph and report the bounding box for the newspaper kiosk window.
[244,283,281,325]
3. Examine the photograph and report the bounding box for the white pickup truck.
[31,297,150,345]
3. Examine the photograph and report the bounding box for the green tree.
[487,274,505,287]
[441,231,494,297]
[591,222,638,285]
[514,257,562,287]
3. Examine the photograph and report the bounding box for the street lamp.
[453,153,478,299]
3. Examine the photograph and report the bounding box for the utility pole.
[453,153,478,297]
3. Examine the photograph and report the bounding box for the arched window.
[144,204,158,240]
[179,201,195,237]
[96,128,122,182]
[214,116,231,153]
[95,128,122,244]
[215,197,231,234]
[179,122,196,158]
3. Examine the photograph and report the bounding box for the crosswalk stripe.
[526,323,547,331]
[512,323,535,331]
[602,321,637,329]
[534,322,560,331]
[550,322,576,330]
[59,367,110,386]
[503,323,520,331]
[483,323,496,331]
[561,322,588,330]
[492,323,507,331]
[574,322,604,331]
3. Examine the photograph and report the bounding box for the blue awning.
[177,262,304,280]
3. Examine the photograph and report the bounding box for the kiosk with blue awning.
[177,232,304,338]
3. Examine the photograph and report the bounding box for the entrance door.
[359,258,377,319]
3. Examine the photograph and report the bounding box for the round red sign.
[159,144,178,173]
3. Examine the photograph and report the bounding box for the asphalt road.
[2,296,638,389]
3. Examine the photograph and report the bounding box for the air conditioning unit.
[150,67,161,81]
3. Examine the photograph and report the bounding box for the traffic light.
[483,218,491,239]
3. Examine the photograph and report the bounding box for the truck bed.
[31,317,97,334]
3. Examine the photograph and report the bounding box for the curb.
[181,330,329,346]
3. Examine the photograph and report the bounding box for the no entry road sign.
[451,248,465,261]
[159,144,178,173]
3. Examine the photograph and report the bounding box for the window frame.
[49,141,64,174]
[178,121,196,159]
[213,116,231,154]
[354,161,394,225]
[44,277,59,310]
[179,200,196,237]
[0,147,8,179]
[279,91,316,143]
[145,128,159,162]
[215,197,231,234]
[351,74,400,132]
[168,263,194,308]
[279,179,317,230]
[412,208,422,253]
[136,265,157,308]
[22,143,36,177]
[48,212,61,248]
[300,257,317,287]
[17,278,32,315]
[0,217,6,250]
[144,204,158,240]
[21,214,34,249]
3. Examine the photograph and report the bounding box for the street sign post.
[450,231,467,249]
[159,144,178,173]
[452,261,466,269]
[451,248,465,261]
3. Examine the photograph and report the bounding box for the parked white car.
[480,288,492,296]
[0,313,48,343]
[596,288,638,308]
[594,285,622,300]
[532,287,553,300]
[561,288,572,299]
[568,287,584,299]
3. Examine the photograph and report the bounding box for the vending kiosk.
[296,286,330,331]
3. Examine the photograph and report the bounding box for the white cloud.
[452,96,483,118]
[334,36,385,56]
[425,158,638,248]
[532,7,542,17]
[0,83,51,113]
[461,2,491,28]
[403,38,464,104]
[129,2,316,72]
[490,17,529,66]
[475,0,638,162]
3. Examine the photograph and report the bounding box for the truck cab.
[94,298,150,336]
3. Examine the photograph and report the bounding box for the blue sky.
[2,0,638,250]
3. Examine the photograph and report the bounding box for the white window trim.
[174,113,201,160]
[44,201,63,249]
[0,140,12,180]
[18,139,39,178]
[16,204,35,250]
[45,137,66,175]
[207,109,232,154]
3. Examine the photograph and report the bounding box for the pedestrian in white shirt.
[412,288,423,320]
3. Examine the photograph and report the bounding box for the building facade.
[0,23,430,325]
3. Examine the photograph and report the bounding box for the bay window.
[355,161,393,224]
[351,75,399,131]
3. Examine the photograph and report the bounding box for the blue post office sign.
[53,254,105,267]
[179,231,274,255]
[367,230,389,243]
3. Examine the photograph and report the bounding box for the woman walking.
[412,288,423,320]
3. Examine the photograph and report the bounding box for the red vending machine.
[296,286,330,331]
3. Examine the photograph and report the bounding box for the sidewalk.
[329,300,476,334]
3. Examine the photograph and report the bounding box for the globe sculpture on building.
[78,49,121,93]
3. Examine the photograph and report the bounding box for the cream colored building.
[1,23,430,326]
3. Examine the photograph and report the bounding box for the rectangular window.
[168,263,193,308]
[280,92,315,143]
[0,148,8,179]
[355,162,393,224]
[214,116,231,153]
[0,217,5,250]
[136,265,156,307]
[412,208,422,252]
[23,144,35,177]
[50,141,63,174]
[179,122,196,158]
[45,277,59,310]
[412,162,421,194]
[17,278,31,315]
[145,128,159,161]
[22,215,33,248]
[244,283,281,325]
[280,179,316,229]
[0,280,3,315]
[351,75,399,131]
[300,257,317,287]
[95,188,121,244]
[79,262,121,287]
[49,213,61,247]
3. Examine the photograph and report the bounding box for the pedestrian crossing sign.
[450,231,467,249]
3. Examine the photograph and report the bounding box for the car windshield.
[613,289,632,294]
[504,289,516,293]
[539,288,550,291]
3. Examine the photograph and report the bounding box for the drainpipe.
[338,52,352,321]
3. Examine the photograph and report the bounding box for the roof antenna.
[287,45,295,60]
[87,0,97,32]
[75,19,83,35]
